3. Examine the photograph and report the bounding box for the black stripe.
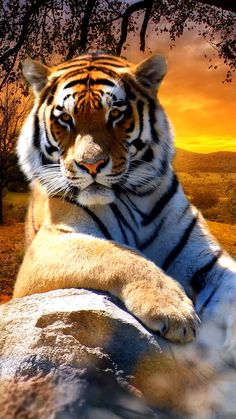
[88,66,121,79]
[130,186,157,198]
[162,216,198,271]
[110,204,129,245]
[124,195,146,218]
[124,76,151,100]
[48,122,60,146]
[190,250,223,293]
[94,61,125,68]
[45,144,59,155]
[126,121,135,133]
[149,99,159,143]
[44,111,59,156]
[90,78,115,87]
[199,286,219,315]
[124,82,136,100]
[41,154,52,165]
[117,195,139,228]
[142,147,154,162]
[123,101,132,120]
[33,114,40,150]
[65,76,116,88]
[64,77,89,89]
[110,203,139,247]
[131,138,145,151]
[46,84,58,105]
[89,54,126,63]
[142,174,179,226]
[94,65,127,75]
[62,65,119,82]
[60,69,86,84]
[128,158,144,171]
[129,185,158,198]
[140,217,166,251]
[82,206,113,240]
[57,64,87,71]
[137,100,144,137]
[178,203,190,220]
[158,156,168,176]
[38,80,58,107]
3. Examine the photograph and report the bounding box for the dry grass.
[207,221,236,259]
[178,172,236,224]
[0,222,24,303]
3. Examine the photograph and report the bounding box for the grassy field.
[0,174,235,303]
[0,222,24,303]
[3,191,29,224]
[178,172,236,224]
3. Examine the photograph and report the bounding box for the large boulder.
[0,288,235,418]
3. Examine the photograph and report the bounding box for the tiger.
[14,51,236,348]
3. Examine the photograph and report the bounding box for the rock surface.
[0,289,170,418]
[0,288,236,418]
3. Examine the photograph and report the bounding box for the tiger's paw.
[140,301,200,343]
[122,279,200,343]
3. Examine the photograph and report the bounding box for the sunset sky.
[125,27,236,153]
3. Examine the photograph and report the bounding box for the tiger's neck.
[123,168,179,217]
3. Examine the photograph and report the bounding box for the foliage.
[0,83,29,152]
[0,221,24,302]
[190,189,219,209]
[0,0,235,90]
[178,172,236,224]
[0,83,29,224]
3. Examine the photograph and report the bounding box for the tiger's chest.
[70,198,164,267]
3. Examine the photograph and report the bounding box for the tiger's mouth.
[73,183,116,207]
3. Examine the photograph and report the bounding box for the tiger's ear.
[134,55,167,91]
[22,58,51,93]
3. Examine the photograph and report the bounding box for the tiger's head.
[18,52,173,207]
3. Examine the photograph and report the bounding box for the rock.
[0,289,171,418]
[0,288,234,418]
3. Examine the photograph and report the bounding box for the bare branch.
[116,0,150,55]
[140,0,155,52]
[0,0,48,65]
[66,0,97,60]
[0,50,18,91]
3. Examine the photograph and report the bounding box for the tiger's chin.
[75,184,116,207]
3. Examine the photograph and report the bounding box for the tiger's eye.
[60,113,72,122]
[110,109,122,119]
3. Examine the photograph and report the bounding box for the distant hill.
[174,148,236,173]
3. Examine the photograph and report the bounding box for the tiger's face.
[19,52,168,206]
[48,77,133,206]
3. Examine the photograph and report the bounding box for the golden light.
[126,28,236,154]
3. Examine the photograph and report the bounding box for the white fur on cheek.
[17,106,42,180]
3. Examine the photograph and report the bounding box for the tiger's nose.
[76,158,108,175]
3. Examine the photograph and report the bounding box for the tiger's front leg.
[13,227,200,343]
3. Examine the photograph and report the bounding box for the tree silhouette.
[0,83,29,224]
[0,0,235,90]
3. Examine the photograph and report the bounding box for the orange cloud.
[125,27,236,153]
